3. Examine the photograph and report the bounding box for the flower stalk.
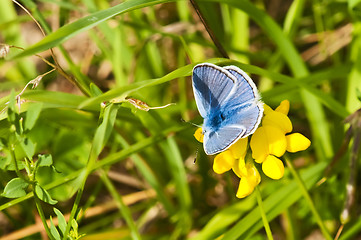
[255,186,274,240]
[285,156,332,240]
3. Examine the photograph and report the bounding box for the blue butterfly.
[192,63,263,155]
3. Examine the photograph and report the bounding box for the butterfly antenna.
[180,118,202,128]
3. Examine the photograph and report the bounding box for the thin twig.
[340,129,360,224]
[317,125,353,186]
[334,224,344,240]
[11,0,89,96]
[8,45,57,68]
[12,0,60,69]
[190,0,229,59]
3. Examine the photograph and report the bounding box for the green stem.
[285,157,332,240]
[62,174,86,240]
[255,186,274,240]
[33,184,55,240]
[9,144,25,180]
[284,208,296,240]
[100,170,141,240]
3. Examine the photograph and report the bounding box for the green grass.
[1,0,361,239]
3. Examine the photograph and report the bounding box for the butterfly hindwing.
[222,101,263,138]
[204,125,246,155]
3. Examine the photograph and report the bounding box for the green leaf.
[71,218,78,232]
[54,208,67,235]
[356,88,361,102]
[193,196,256,239]
[0,155,11,170]
[0,91,94,121]
[79,63,195,109]
[89,104,119,164]
[7,89,17,124]
[90,83,103,97]
[35,183,58,205]
[2,178,29,198]
[24,102,43,131]
[50,216,61,240]
[20,137,36,159]
[0,138,5,150]
[37,154,53,168]
[349,0,361,20]
[65,169,87,199]
[12,0,173,59]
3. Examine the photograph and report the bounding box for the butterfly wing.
[203,102,262,155]
[203,124,246,155]
[223,66,263,137]
[192,63,236,118]
[192,63,263,155]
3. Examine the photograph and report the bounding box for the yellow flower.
[212,137,248,174]
[250,100,311,180]
[211,137,260,197]
[262,155,284,180]
[234,160,261,198]
[194,128,204,143]
[193,100,311,198]
[213,150,235,174]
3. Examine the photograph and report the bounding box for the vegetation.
[0,0,361,239]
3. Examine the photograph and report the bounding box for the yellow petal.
[194,128,204,143]
[275,100,290,115]
[262,110,293,134]
[264,126,287,157]
[236,177,256,198]
[262,155,284,180]
[286,133,311,152]
[213,150,235,174]
[246,163,261,186]
[263,104,273,115]
[229,137,248,159]
[232,157,247,178]
[250,127,269,163]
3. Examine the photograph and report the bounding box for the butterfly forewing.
[224,66,261,109]
[223,66,263,137]
[192,63,236,118]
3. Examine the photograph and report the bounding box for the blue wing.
[223,66,261,110]
[192,64,263,155]
[203,124,246,155]
[192,63,236,118]
[223,65,263,137]
[203,103,262,155]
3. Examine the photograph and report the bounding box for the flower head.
[250,100,311,180]
[194,100,311,198]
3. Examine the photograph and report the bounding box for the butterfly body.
[192,63,263,155]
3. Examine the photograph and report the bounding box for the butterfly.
[192,63,263,155]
